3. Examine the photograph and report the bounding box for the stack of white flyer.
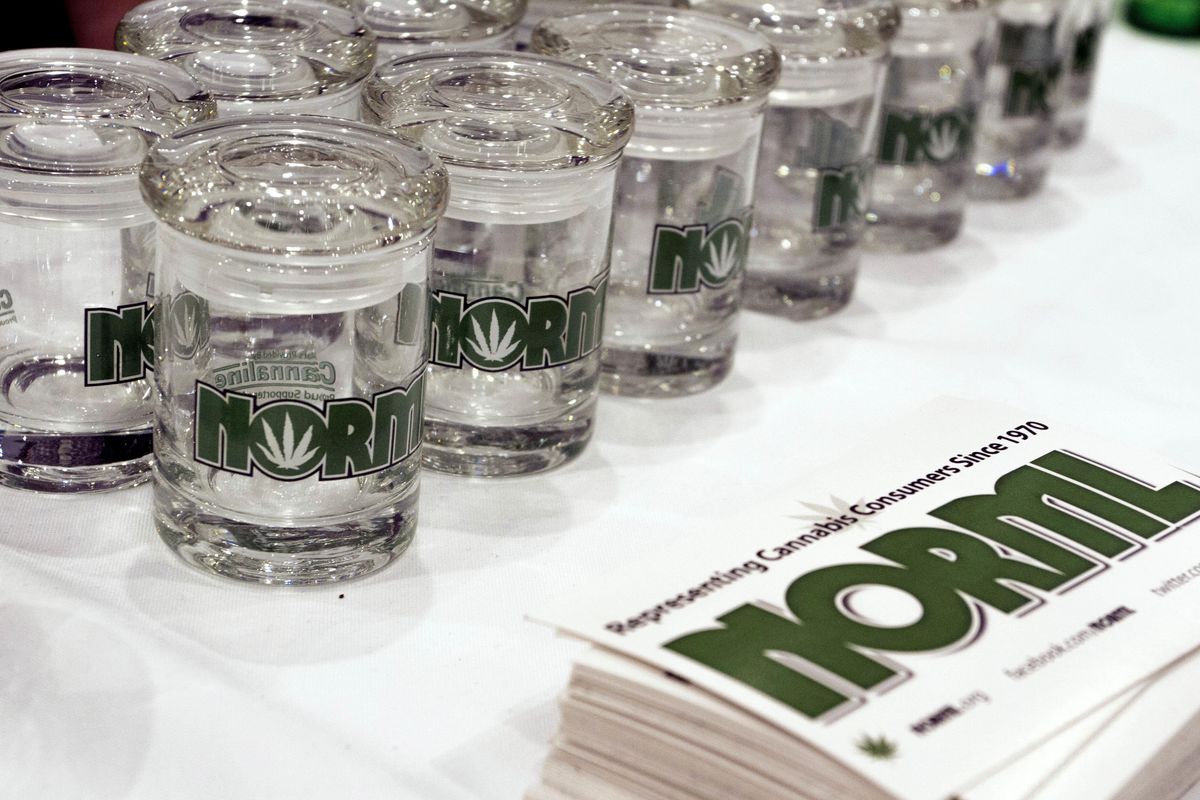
[528,399,1200,800]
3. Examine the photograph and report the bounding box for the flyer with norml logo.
[530,399,1200,800]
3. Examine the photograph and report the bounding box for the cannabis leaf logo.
[791,495,858,524]
[789,495,886,532]
[255,413,320,472]
[173,302,198,350]
[467,310,520,364]
[170,292,206,358]
[856,734,898,760]
[704,232,741,282]
[924,120,960,162]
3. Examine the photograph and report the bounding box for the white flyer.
[530,398,1200,800]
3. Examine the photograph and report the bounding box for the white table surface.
[3,23,1199,800]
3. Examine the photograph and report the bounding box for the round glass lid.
[531,6,780,110]
[116,0,376,102]
[140,115,448,255]
[365,51,634,172]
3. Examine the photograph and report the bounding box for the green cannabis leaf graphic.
[924,120,960,162]
[255,413,319,471]
[173,301,198,349]
[704,233,740,280]
[856,734,899,760]
[468,311,520,363]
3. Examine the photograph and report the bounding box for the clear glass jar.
[116,0,376,119]
[969,0,1069,198]
[866,0,996,250]
[0,49,214,493]
[686,0,898,320]
[141,116,447,585]
[331,0,525,58]
[1056,0,1110,146]
[533,7,779,396]
[365,51,633,476]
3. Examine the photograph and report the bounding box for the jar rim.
[365,50,634,173]
[0,48,214,178]
[116,0,377,102]
[530,5,781,110]
[140,115,448,256]
[330,0,526,44]
[681,0,900,61]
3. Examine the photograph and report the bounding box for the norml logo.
[878,108,976,167]
[193,373,424,482]
[1004,62,1061,118]
[0,288,16,326]
[648,217,748,294]
[1071,24,1100,75]
[429,276,607,372]
[84,301,155,385]
[814,164,868,232]
[665,450,1200,720]
[169,291,207,359]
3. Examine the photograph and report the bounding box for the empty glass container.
[686,0,898,319]
[866,0,996,250]
[365,51,633,476]
[970,0,1069,198]
[0,49,213,492]
[142,115,447,584]
[533,7,779,396]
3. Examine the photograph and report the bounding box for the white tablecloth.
[2,23,1199,800]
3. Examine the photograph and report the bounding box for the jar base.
[969,165,1048,200]
[1055,121,1087,148]
[741,267,856,321]
[422,410,593,477]
[599,346,732,398]
[864,211,963,252]
[0,349,153,492]
[0,450,151,493]
[153,477,417,586]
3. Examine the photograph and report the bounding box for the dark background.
[6,0,143,50]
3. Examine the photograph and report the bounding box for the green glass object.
[1126,0,1200,35]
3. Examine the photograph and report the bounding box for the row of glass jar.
[0,0,1108,585]
[103,0,1111,330]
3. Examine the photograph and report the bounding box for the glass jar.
[1056,0,1110,146]
[365,51,633,476]
[141,115,447,584]
[686,0,898,319]
[866,0,996,250]
[116,0,376,119]
[533,7,779,396]
[0,49,214,493]
[969,0,1069,198]
[330,0,526,58]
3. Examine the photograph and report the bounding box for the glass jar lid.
[0,49,213,178]
[531,6,780,110]
[140,115,447,255]
[364,51,634,172]
[328,0,525,47]
[116,0,376,104]
[899,0,990,12]
[682,0,899,62]
[894,0,991,40]
[0,48,214,221]
[524,0,676,26]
